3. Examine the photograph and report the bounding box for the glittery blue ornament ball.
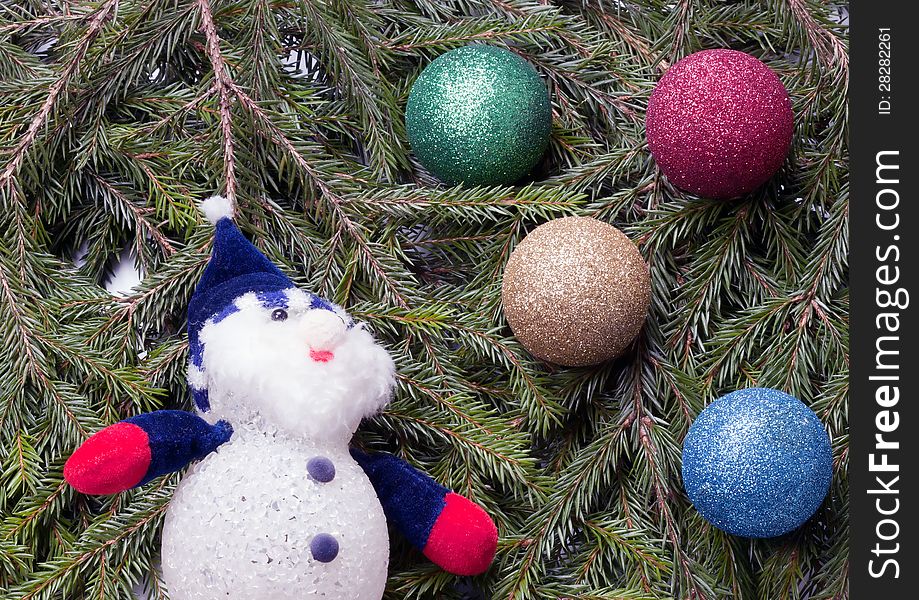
[681,388,832,538]
[405,45,552,186]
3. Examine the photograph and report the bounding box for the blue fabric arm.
[350,448,447,550]
[65,410,233,495]
[126,410,233,485]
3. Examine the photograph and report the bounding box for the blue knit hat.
[187,196,293,374]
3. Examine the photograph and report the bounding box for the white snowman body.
[161,425,389,599]
[160,257,398,600]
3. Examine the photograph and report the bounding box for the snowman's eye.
[271,308,288,322]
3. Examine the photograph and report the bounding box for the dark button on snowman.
[63,196,498,600]
[307,456,336,483]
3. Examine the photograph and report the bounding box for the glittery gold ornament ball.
[405,45,552,186]
[501,217,651,367]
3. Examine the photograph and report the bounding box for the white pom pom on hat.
[200,195,235,224]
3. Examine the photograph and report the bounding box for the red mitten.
[423,492,498,576]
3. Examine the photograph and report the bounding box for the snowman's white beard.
[201,327,395,444]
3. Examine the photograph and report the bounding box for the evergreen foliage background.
[0,0,848,598]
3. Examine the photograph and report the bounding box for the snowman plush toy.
[64,196,498,599]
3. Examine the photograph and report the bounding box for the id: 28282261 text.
[877,28,891,115]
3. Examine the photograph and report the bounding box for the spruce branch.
[89,172,176,258]
[8,490,171,600]
[0,0,118,191]
[195,0,238,203]
[228,89,417,306]
[781,0,849,75]
[665,0,695,62]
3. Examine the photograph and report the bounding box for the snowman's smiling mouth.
[309,349,335,363]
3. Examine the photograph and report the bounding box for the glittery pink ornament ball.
[646,49,794,199]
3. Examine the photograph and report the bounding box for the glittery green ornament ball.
[406,45,552,186]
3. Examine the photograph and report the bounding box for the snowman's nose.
[301,309,346,352]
